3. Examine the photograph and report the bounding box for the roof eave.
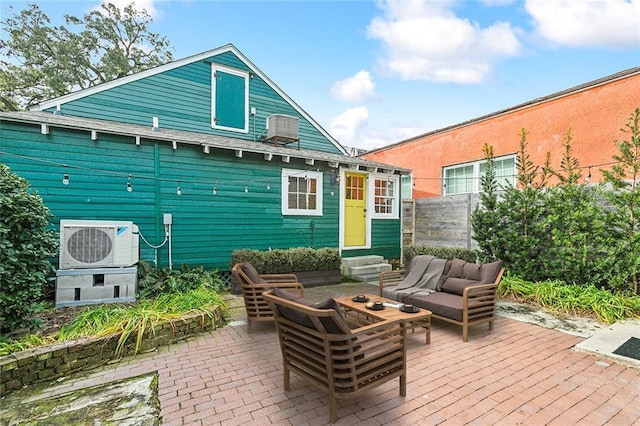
[0,111,409,175]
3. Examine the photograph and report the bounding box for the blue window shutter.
[214,70,246,131]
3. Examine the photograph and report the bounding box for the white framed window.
[281,169,323,216]
[370,174,399,219]
[443,155,516,195]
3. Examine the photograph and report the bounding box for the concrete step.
[349,263,392,282]
[341,255,385,269]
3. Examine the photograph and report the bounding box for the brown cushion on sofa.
[463,262,482,281]
[447,258,466,278]
[272,288,349,334]
[442,259,453,276]
[441,277,479,296]
[240,262,267,284]
[479,259,504,284]
[405,292,464,322]
[435,260,453,291]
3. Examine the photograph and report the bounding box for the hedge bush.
[402,244,478,265]
[231,247,341,274]
[0,165,58,334]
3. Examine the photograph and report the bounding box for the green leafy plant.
[0,287,227,356]
[137,261,225,299]
[0,165,58,334]
[542,130,611,286]
[471,143,501,263]
[601,108,640,293]
[498,275,640,324]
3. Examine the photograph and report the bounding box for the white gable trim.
[31,44,348,155]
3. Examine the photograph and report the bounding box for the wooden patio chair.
[263,289,407,424]
[231,262,304,333]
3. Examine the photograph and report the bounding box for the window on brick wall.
[443,155,516,195]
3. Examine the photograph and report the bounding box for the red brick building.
[363,68,640,199]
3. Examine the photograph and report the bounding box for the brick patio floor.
[40,283,640,425]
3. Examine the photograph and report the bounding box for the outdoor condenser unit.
[59,220,140,269]
[267,114,299,141]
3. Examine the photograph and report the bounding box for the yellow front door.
[344,172,366,247]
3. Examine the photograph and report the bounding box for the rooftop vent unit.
[266,114,299,148]
[59,220,139,269]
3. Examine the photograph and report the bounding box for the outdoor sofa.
[379,255,504,342]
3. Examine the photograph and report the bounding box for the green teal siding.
[1,121,342,271]
[341,220,402,261]
[47,51,342,154]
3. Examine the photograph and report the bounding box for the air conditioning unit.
[267,114,299,141]
[59,220,139,269]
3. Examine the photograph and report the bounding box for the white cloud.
[366,0,522,84]
[330,106,370,147]
[330,70,377,103]
[526,0,640,48]
[329,106,431,151]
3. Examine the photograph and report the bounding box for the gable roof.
[30,43,349,156]
[365,66,640,155]
[0,111,410,175]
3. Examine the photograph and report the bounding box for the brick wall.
[0,308,224,395]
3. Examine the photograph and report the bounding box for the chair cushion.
[272,288,349,334]
[240,262,267,284]
[479,259,503,284]
[406,292,464,322]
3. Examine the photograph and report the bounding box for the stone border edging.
[0,308,224,395]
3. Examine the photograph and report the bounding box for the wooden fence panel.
[410,194,481,249]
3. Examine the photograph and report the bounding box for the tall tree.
[602,108,640,293]
[0,2,173,111]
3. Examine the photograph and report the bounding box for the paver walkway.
[16,283,640,425]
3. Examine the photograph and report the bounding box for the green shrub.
[0,165,58,334]
[402,244,478,265]
[137,261,225,299]
[472,113,640,293]
[231,247,341,274]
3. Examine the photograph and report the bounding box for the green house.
[0,44,408,272]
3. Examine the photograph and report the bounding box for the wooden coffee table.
[335,294,432,344]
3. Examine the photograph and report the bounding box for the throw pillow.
[447,258,467,278]
[463,262,482,281]
[441,277,479,296]
[435,259,453,291]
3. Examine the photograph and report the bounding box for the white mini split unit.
[59,220,140,269]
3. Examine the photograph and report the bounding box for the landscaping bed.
[0,306,224,396]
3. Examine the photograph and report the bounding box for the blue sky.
[2,0,639,151]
